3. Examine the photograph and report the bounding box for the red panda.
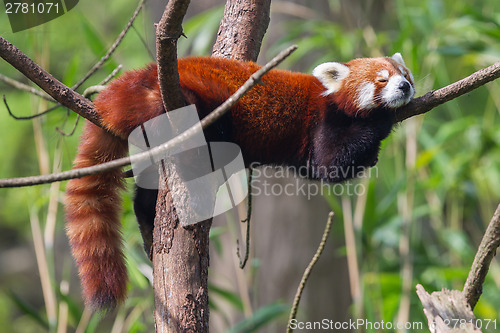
[65,53,415,310]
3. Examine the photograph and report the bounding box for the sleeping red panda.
[65,53,415,310]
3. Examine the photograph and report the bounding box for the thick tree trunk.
[153,169,211,332]
[212,0,271,62]
[152,0,271,332]
[153,1,210,332]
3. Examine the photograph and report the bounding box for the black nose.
[398,81,411,93]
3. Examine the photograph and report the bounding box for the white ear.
[391,52,406,66]
[312,62,350,95]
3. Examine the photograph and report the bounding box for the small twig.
[0,45,298,188]
[56,114,80,136]
[82,85,106,98]
[287,211,334,333]
[241,167,254,224]
[81,66,122,98]
[3,95,54,120]
[132,25,155,60]
[4,95,58,120]
[71,0,146,90]
[237,167,254,269]
[97,64,123,86]
[0,74,55,102]
[35,103,60,117]
[462,203,500,309]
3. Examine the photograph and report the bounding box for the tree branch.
[396,61,500,122]
[462,203,500,309]
[155,0,190,112]
[0,36,101,127]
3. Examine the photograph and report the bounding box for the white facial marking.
[398,66,405,74]
[381,75,415,108]
[357,82,376,110]
[312,62,350,95]
[378,69,389,80]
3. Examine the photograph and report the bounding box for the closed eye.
[378,79,388,83]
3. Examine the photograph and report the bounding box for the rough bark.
[153,0,209,332]
[153,168,210,332]
[156,0,190,112]
[152,0,271,331]
[212,0,271,62]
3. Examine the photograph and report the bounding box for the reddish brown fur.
[65,56,405,310]
[65,123,129,310]
[66,57,326,309]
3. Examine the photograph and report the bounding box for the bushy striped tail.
[65,122,129,310]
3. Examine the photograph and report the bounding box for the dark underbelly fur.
[133,109,395,256]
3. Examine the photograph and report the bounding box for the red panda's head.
[312,53,415,117]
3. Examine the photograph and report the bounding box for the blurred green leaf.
[209,283,244,312]
[79,16,106,57]
[227,302,289,333]
[8,292,49,330]
[63,55,81,87]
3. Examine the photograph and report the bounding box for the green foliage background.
[1,0,500,332]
